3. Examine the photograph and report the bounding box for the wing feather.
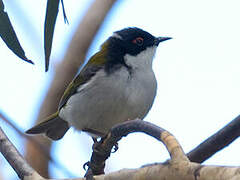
[58,44,108,109]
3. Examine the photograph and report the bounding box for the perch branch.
[1,118,240,180]
[84,119,188,177]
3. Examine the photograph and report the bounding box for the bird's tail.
[25,112,69,140]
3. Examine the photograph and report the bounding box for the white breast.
[123,46,158,120]
[59,46,158,136]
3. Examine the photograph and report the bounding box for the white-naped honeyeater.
[26,27,171,140]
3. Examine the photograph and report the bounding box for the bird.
[26,27,171,141]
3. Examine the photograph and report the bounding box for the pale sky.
[0,0,240,179]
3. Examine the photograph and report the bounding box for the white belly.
[59,67,157,136]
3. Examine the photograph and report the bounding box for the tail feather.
[26,112,69,140]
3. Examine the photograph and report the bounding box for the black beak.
[154,36,172,46]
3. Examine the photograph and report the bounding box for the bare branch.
[187,114,240,163]
[93,163,240,180]
[84,119,188,177]
[1,118,240,180]
[84,117,240,179]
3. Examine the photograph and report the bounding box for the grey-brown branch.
[84,119,187,178]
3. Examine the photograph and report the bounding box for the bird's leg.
[83,138,100,179]
[92,136,118,152]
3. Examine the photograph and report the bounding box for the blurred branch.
[25,0,117,177]
[0,111,74,177]
[187,114,240,163]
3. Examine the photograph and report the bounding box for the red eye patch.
[132,37,144,46]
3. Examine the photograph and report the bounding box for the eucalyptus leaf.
[0,0,33,64]
[44,0,60,71]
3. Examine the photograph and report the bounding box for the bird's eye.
[132,37,144,46]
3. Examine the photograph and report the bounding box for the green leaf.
[44,0,60,71]
[0,0,33,64]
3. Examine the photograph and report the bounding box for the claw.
[83,161,90,171]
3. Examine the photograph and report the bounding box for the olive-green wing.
[58,47,107,110]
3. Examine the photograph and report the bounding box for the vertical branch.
[25,0,117,177]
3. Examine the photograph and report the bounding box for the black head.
[103,27,171,73]
[108,27,155,56]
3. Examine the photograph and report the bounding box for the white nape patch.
[124,46,157,69]
[112,33,123,40]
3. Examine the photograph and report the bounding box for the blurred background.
[0,0,240,179]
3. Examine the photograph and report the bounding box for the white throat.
[124,46,157,69]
